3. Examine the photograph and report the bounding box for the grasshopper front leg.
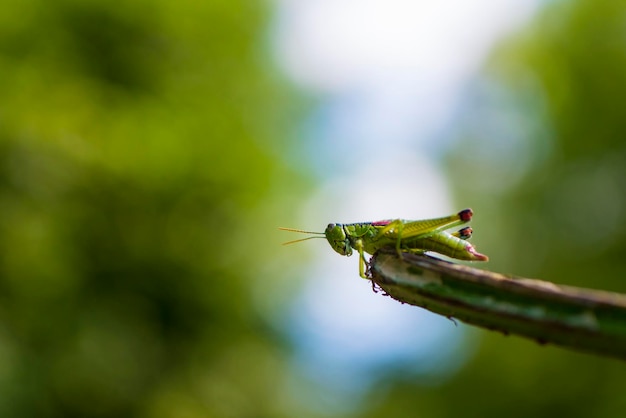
[352,239,369,279]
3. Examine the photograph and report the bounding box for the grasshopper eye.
[325,223,352,256]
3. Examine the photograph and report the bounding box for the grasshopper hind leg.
[374,219,406,258]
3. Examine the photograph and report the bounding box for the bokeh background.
[1,0,625,417]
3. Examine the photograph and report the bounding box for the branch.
[370,249,626,360]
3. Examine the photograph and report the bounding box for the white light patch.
[273,0,543,162]
[274,0,541,93]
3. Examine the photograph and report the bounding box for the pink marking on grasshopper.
[466,243,489,261]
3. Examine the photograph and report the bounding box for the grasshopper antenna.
[278,227,325,246]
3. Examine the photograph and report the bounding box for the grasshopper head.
[325,223,353,256]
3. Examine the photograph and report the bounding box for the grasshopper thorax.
[325,223,353,257]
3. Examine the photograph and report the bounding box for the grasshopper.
[280,208,488,278]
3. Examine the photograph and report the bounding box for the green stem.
[370,249,626,360]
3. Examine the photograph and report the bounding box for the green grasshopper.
[280,208,488,278]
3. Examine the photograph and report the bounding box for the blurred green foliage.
[0,0,306,416]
